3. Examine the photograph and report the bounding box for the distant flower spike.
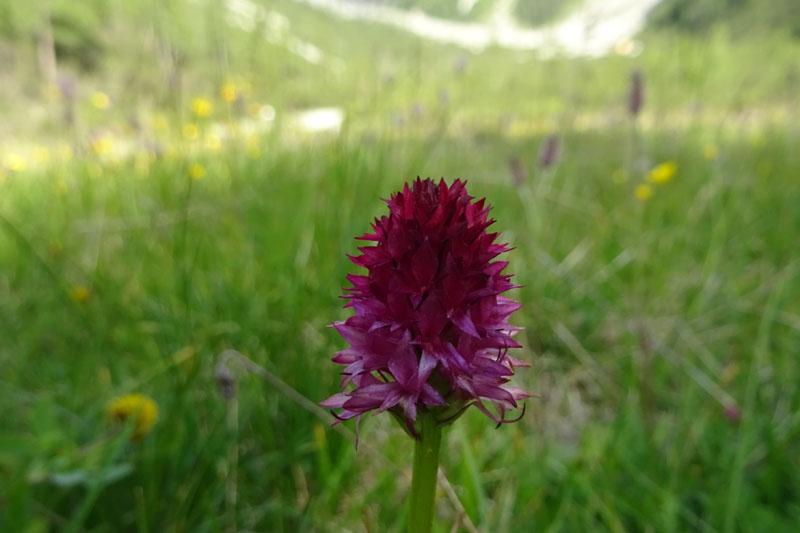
[627,69,644,117]
[322,178,529,440]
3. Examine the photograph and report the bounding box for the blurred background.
[1,0,799,531]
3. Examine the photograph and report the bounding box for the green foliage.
[50,2,108,70]
[648,0,800,37]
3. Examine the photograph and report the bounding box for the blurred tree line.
[650,0,800,37]
[0,0,797,89]
[0,0,235,107]
[0,1,105,82]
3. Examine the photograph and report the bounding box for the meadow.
[1,1,799,531]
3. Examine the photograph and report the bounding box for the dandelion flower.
[91,91,111,110]
[635,184,653,200]
[205,134,222,152]
[192,97,213,118]
[647,161,677,184]
[33,146,51,165]
[188,163,206,179]
[322,178,530,440]
[71,285,91,303]
[245,137,260,159]
[135,153,153,176]
[221,82,237,103]
[182,123,200,141]
[3,153,27,172]
[107,394,158,440]
[91,136,115,156]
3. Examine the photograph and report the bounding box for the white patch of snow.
[287,0,662,57]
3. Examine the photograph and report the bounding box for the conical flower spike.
[322,178,530,439]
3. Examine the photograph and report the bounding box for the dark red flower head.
[321,178,529,439]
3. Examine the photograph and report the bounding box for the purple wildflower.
[724,404,741,422]
[57,75,76,101]
[537,134,561,170]
[627,69,644,117]
[509,156,526,186]
[322,178,530,439]
[453,54,468,75]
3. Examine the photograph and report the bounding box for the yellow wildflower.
[107,394,158,440]
[703,145,717,160]
[647,161,676,184]
[134,153,153,176]
[92,136,115,156]
[71,285,91,303]
[3,153,27,172]
[192,97,213,118]
[635,184,653,200]
[220,82,237,103]
[91,91,111,110]
[205,134,222,152]
[33,146,51,165]
[246,137,260,159]
[183,123,200,141]
[188,163,206,179]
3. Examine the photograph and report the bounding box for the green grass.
[2,122,799,531]
[1,0,800,531]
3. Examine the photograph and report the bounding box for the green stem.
[409,412,443,533]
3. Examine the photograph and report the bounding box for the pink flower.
[322,178,529,439]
